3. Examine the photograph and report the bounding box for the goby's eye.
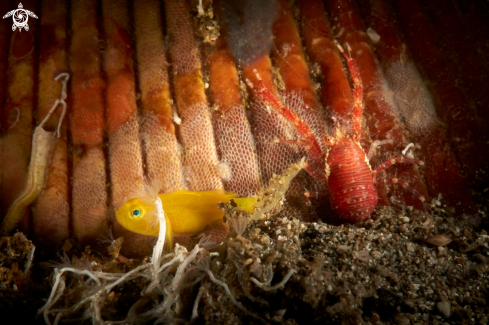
[131,209,141,217]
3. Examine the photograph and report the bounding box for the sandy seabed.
[1,193,488,325]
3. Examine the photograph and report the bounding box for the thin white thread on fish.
[151,194,166,270]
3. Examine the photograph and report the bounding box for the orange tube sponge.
[296,0,354,134]
[244,58,296,187]
[165,0,223,192]
[393,0,489,191]
[359,0,476,213]
[165,0,229,248]
[272,0,327,148]
[219,0,315,220]
[32,0,69,249]
[102,0,152,257]
[134,0,185,194]
[0,0,38,233]
[70,0,108,246]
[271,0,327,198]
[207,35,261,196]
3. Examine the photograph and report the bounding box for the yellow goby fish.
[115,190,256,245]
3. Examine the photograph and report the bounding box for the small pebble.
[337,245,349,253]
[426,235,452,247]
[436,301,451,318]
[406,243,415,252]
[393,313,410,325]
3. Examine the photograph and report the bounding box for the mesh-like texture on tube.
[165,1,202,75]
[166,0,223,191]
[70,0,108,245]
[102,0,152,256]
[72,148,108,243]
[179,102,223,191]
[134,0,185,193]
[213,104,261,196]
[384,60,438,134]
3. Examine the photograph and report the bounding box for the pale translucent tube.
[1,73,69,233]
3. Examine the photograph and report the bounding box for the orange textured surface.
[70,0,108,246]
[359,0,475,213]
[166,0,223,192]
[208,48,261,196]
[0,0,487,257]
[134,0,184,196]
[70,0,105,149]
[296,0,355,135]
[271,0,328,195]
[0,0,38,233]
[325,0,429,209]
[32,0,70,248]
[102,0,153,257]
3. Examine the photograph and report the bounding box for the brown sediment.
[359,0,476,214]
[206,34,261,196]
[174,218,230,251]
[102,0,152,257]
[165,0,223,192]
[324,0,429,210]
[0,0,38,233]
[393,0,489,190]
[32,0,69,249]
[27,197,489,323]
[70,0,108,246]
[134,0,185,194]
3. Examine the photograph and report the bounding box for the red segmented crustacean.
[250,42,424,222]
